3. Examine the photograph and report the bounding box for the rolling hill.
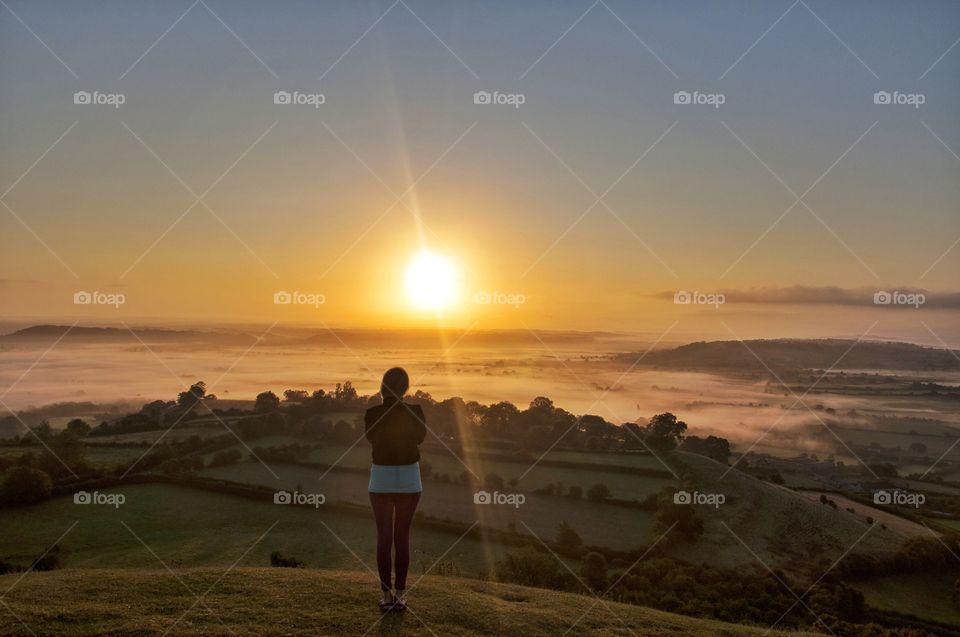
[665,451,925,573]
[0,568,820,636]
[628,339,960,372]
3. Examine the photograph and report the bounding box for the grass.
[201,462,656,550]
[0,484,520,576]
[0,444,146,467]
[90,426,224,444]
[665,452,919,573]
[852,570,960,626]
[0,567,822,636]
[302,443,675,501]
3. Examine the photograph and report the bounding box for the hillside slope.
[0,568,819,636]
[666,451,923,573]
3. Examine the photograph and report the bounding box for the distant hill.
[0,324,644,350]
[630,339,960,372]
[0,568,819,636]
[0,325,256,345]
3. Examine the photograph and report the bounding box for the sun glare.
[405,250,459,311]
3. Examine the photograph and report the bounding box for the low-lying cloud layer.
[657,286,960,309]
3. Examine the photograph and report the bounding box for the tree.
[177,381,207,409]
[283,389,309,403]
[494,550,576,590]
[642,413,688,451]
[556,521,583,551]
[0,466,53,506]
[869,462,898,478]
[65,418,91,437]
[40,430,87,479]
[254,391,281,412]
[208,448,243,467]
[679,435,731,464]
[655,488,703,539]
[587,482,612,502]
[581,552,608,590]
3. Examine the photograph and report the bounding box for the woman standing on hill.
[365,367,426,612]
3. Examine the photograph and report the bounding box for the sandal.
[392,592,407,612]
[378,592,395,612]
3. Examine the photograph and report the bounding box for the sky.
[1,0,958,342]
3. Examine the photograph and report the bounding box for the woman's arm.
[411,405,427,444]
[364,408,377,442]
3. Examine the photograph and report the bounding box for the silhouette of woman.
[365,367,425,612]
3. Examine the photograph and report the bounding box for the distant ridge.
[626,338,960,372]
[0,325,255,345]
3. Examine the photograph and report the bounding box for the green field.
[91,425,225,444]
[0,484,521,577]
[0,568,820,636]
[0,444,146,467]
[853,570,960,626]
[301,443,674,501]
[202,462,657,551]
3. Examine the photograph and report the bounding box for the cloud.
[656,286,960,308]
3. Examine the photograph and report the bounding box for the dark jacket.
[364,399,426,465]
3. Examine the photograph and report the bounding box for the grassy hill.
[0,567,820,636]
[666,452,922,573]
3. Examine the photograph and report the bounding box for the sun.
[405,250,459,310]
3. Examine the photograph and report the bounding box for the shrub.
[269,551,303,568]
[494,550,576,590]
[0,466,53,506]
[32,544,62,571]
[581,552,608,590]
[586,482,611,502]
[556,521,583,551]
